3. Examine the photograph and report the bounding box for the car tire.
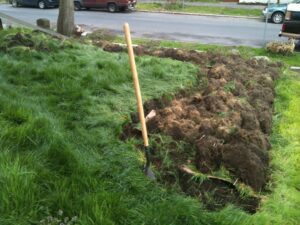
[107,3,117,13]
[74,1,81,11]
[12,0,19,7]
[38,0,46,9]
[272,12,284,24]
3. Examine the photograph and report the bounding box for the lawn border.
[137,9,261,19]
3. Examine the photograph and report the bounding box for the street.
[0,4,283,47]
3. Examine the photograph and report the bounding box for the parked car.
[279,3,300,39]
[73,0,137,12]
[262,0,300,24]
[10,0,59,9]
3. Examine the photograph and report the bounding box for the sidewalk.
[139,0,265,9]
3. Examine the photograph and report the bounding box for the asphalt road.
[0,4,284,47]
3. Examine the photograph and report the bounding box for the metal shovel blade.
[144,146,156,180]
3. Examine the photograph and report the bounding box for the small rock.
[36,18,50,29]
[194,50,205,53]
[252,56,270,62]
[81,31,90,37]
[74,25,85,37]
[231,49,239,55]
[290,66,300,73]
[290,66,300,71]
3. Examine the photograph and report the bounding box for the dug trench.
[97,41,282,213]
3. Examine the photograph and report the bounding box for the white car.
[262,0,300,24]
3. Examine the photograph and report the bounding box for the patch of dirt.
[142,50,279,190]
[178,166,260,214]
[102,43,281,212]
[0,32,69,52]
[84,28,118,42]
[3,32,35,48]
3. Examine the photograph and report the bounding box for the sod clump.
[0,31,74,53]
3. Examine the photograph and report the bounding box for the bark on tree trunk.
[57,0,74,36]
[0,19,3,30]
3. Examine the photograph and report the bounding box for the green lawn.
[0,28,202,225]
[137,3,261,17]
[0,28,299,225]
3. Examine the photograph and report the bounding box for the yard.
[0,28,299,225]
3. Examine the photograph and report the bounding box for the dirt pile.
[1,32,35,49]
[0,32,71,52]
[104,43,281,211]
[148,52,280,191]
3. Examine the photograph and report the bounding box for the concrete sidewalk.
[139,0,265,9]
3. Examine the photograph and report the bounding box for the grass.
[137,3,261,17]
[255,69,300,224]
[0,29,202,225]
[0,28,299,225]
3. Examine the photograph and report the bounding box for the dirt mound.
[2,32,35,49]
[0,32,70,52]
[106,44,281,211]
[146,53,280,191]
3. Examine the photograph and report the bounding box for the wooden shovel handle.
[124,23,149,147]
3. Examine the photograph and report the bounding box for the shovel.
[123,23,155,180]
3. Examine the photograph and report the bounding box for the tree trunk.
[0,19,3,30]
[57,0,74,36]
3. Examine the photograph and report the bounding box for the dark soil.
[3,32,35,48]
[178,166,260,214]
[98,42,281,213]
[0,32,68,52]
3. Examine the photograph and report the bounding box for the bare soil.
[98,42,282,213]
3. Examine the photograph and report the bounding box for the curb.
[137,9,261,19]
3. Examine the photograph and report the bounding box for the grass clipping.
[266,40,295,55]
